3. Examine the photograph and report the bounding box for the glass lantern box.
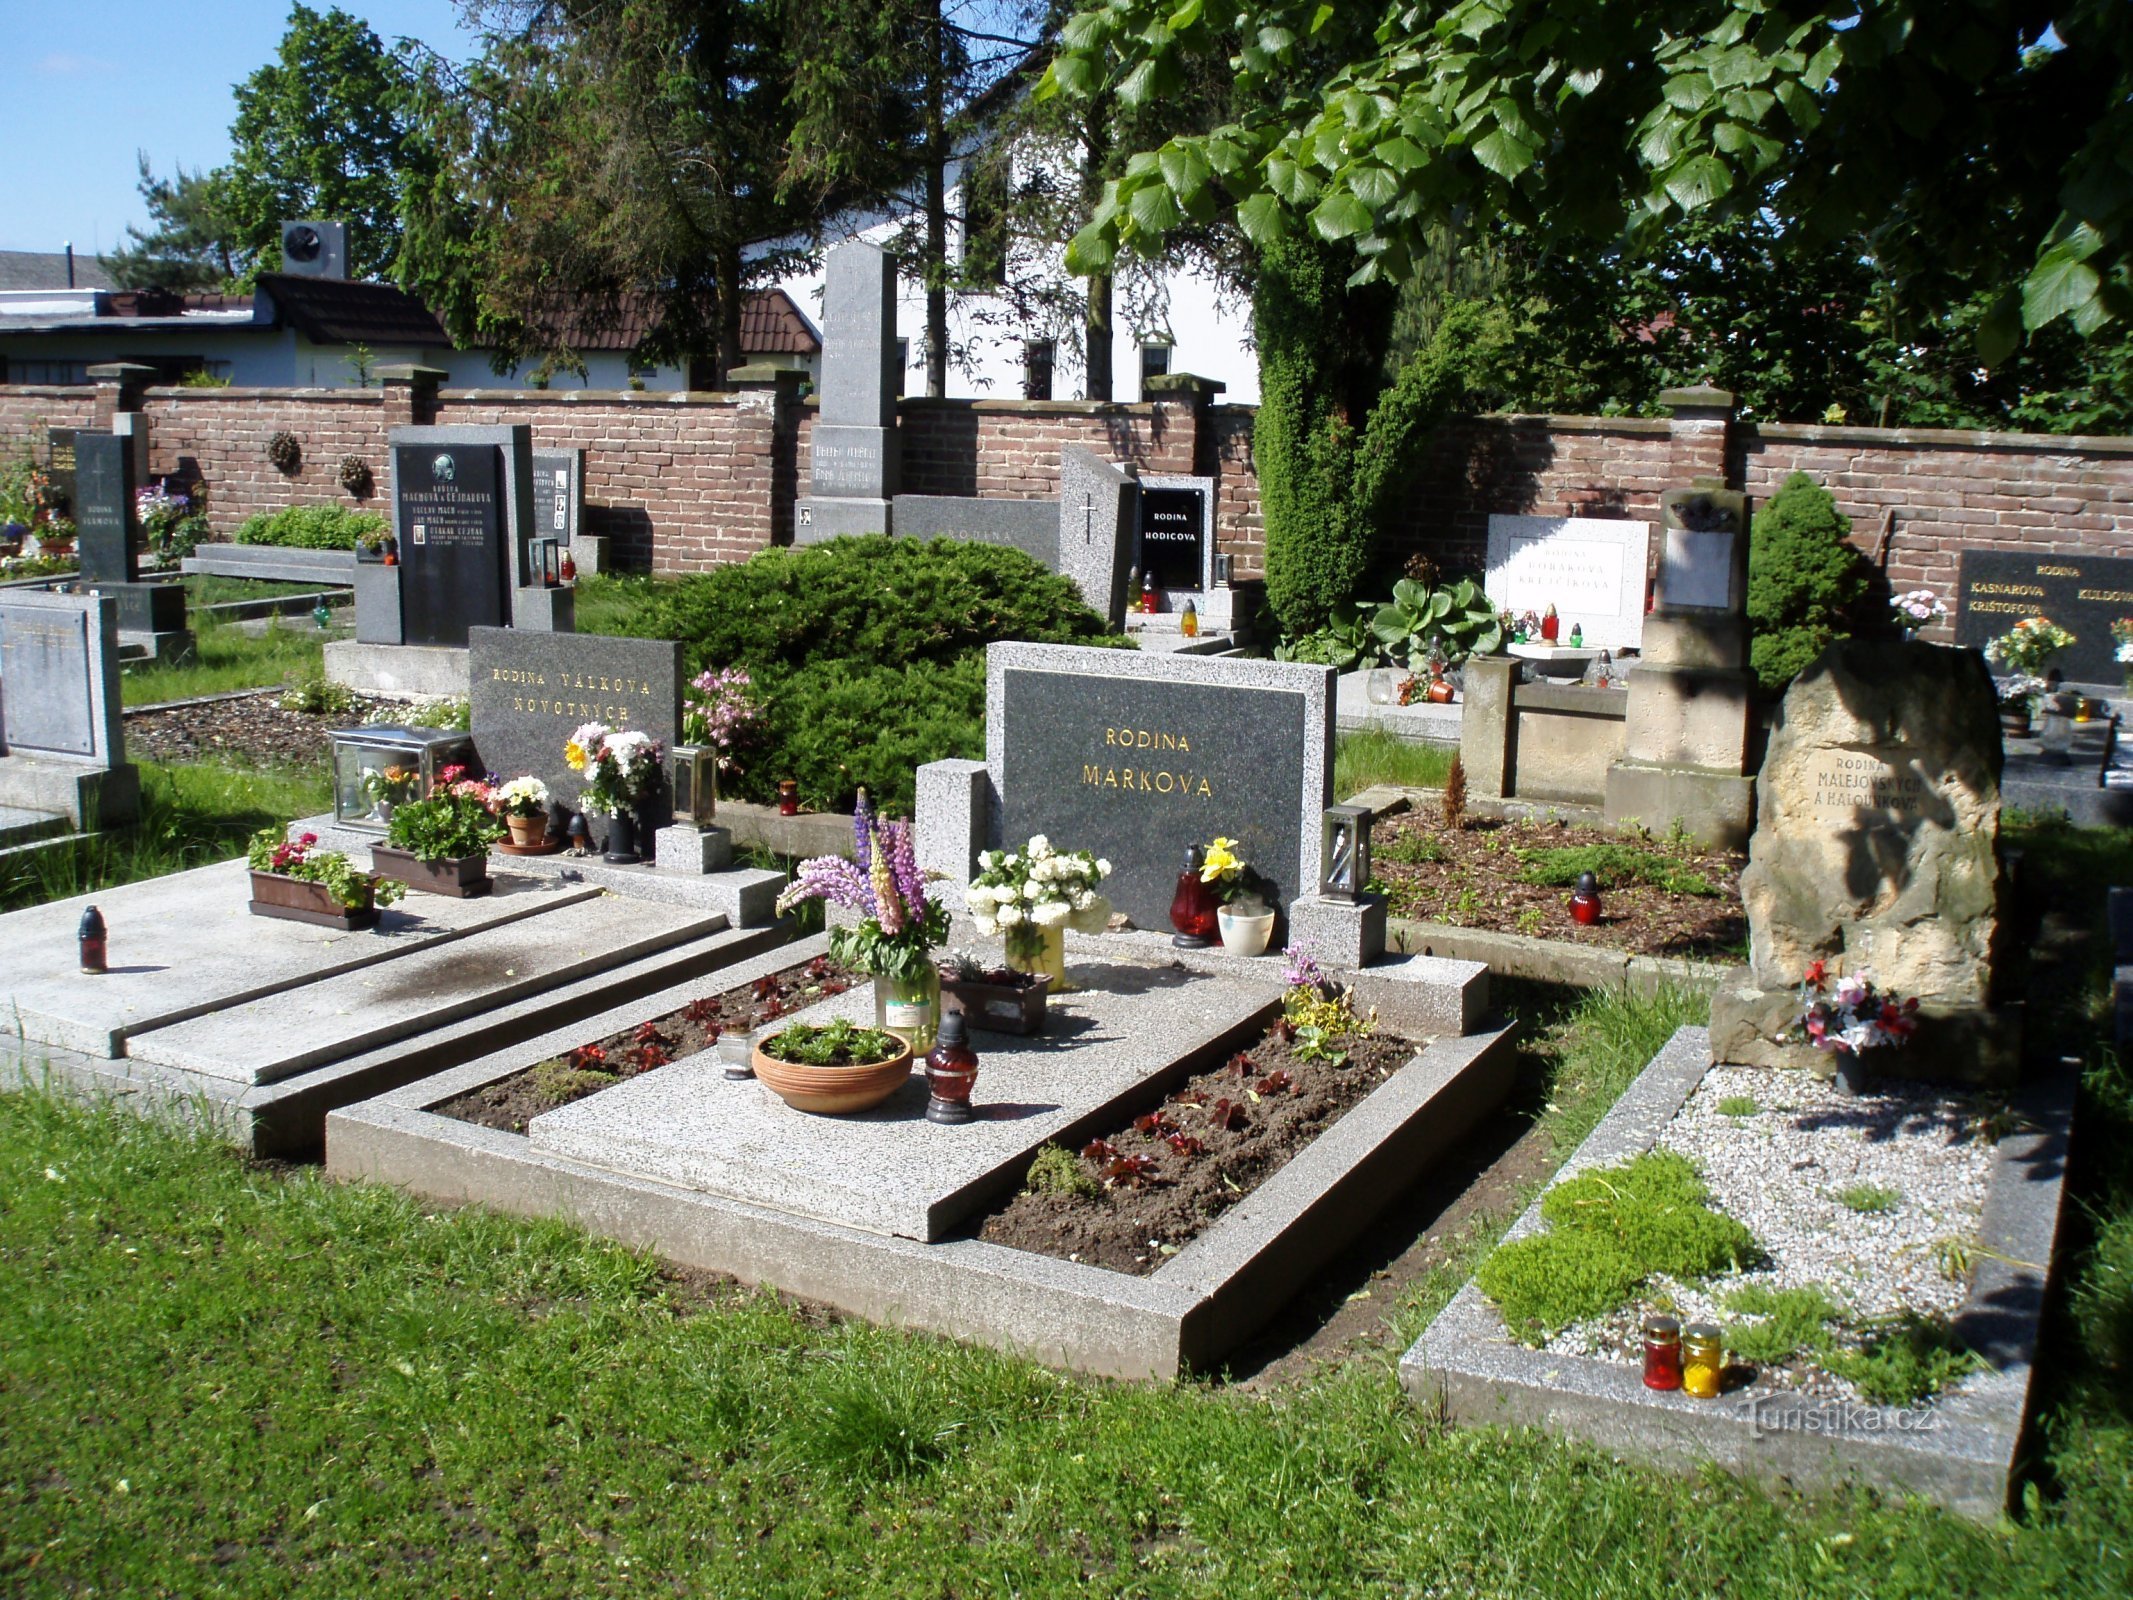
[669,743,719,827]
[330,725,478,832]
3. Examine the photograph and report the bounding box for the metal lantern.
[1320,804,1373,902]
[529,535,562,588]
[669,743,719,827]
[1214,551,1235,587]
[330,725,478,831]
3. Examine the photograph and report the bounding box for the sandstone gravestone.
[980,643,1334,932]
[1486,515,1651,651]
[1954,548,2133,685]
[1709,638,2015,1083]
[468,626,681,829]
[798,240,900,540]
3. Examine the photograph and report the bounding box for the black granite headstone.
[72,432,136,585]
[44,428,77,520]
[394,444,509,648]
[1955,548,2133,684]
[998,666,1307,930]
[468,626,682,829]
[532,450,583,546]
[1135,485,1207,590]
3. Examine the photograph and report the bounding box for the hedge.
[233,505,386,550]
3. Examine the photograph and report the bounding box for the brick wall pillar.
[1144,372,1225,476]
[729,364,804,555]
[1660,385,1737,488]
[87,361,156,429]
[377,364,448,430]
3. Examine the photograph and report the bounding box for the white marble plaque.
[1486,515,1652,650]
[1656,527,1738,611]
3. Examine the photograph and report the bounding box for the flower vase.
[1832,1052,1875,1098]
[1216,906,1276,957]
[603,809,640,864]
[872,969,941,1055]
[1005,923,1068,988]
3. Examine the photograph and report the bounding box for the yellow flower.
[564,741,589,772]
[1200,836,1244,884]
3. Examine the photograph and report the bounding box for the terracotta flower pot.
[370,846,491,898]
[506,814,548,848]
[750,1039,915,1115]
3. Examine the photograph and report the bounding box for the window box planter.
[370,846,492,898]
[940,971,1052,1036]
[248,870,380,930]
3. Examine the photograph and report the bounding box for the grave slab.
[0,858,598,1057]
[129,891,724,1085]
[1401,1026,2074,1522]
[529,961,1281,1240]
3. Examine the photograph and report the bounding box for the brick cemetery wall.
[2,375,2126,604]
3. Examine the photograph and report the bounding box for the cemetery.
[5,7,2133,1591]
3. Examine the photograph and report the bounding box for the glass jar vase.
[1004,922,1067,988]
[872,967,940,1054]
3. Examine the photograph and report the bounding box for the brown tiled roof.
[522,289,820,355]
[739,288,820,355]
[254,272,448,346]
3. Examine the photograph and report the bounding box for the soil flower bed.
[978,996,1425,1275]
[124,688,403,765]
[1534,1064,2000,1405]
[1374,808,1746,959]
[436,954,858,1133]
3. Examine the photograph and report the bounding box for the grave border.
[325,929,1518,1378]
[1399,1025,2074,1522]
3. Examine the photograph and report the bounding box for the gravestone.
[388,425,538,648]
[1604,482,1756,846]
[532,449,583,547]
[44,427,77,520]
[468,626,681,829]
[1709,638,2016,1083]
[0,590,139,825]
[975,643,1334,932]
[72,432,188,643]
[797,240,900,540]
[1954,549,2133,685]
[1485,515,1652,651]
[1134,476,1212,593]
[1057,446,1138,625]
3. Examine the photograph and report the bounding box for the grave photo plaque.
[1955,549,2133,685]
[988,644,1333,932]
[1134,481,1210,591]
[394,444,508,648]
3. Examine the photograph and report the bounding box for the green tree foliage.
[1746,473,1874,693]
[106,161,241,292]
[600,538,1121,812]
[1255,236,1477,635]
[1047,1,2133,346]
[402,1,810,383]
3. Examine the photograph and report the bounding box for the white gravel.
[1544,1064,2000,1398]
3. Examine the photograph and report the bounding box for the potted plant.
[1796,959,1918,1096]
[136,482,207,569]
[566,722,664,863]
[373,767,504,896]
[1201,835,1278,956]
[1890,588,1948,641]
[356,525,397,564]
[495,775,554,848]
[246,827,405,929]
[1985,616,2076,733]
[777,791,950,1051]
[750,1016,915,1115]
[33,516,75,558]
[936,948,1052,1036]
[964,834,1112,987]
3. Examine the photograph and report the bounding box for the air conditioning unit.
[280,220,348,279]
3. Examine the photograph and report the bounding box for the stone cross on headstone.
[797,240,900,541]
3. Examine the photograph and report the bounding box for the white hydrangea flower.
[1096,859,1112,878]
[1024,881,1043,901]
[973,915,998,936]
[996,903,1024,928]
[977,850,1000,872]
[1031,900,1070,928]
[1071,887,1094,911]
[1028,834,1051,857]
[964,884,996,911]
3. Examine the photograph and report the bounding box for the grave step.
[528,958,1287,1241]
[0,805,71,850]
[126,890,729,1086]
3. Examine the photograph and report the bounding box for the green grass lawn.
[121,616,330,706]
[182,573,345,607]
[1335,727,1454,798]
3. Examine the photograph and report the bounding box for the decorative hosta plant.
[1369,576,1503,665]
[776,791,948,981]
[246,827,405,909]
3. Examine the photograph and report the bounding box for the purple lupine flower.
[852,787,874,876]
[775,853,875,916]
[886,817,924,921]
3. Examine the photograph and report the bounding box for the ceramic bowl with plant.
[751,1015,915,1114]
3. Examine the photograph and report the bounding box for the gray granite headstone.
[798,240,900,539]
[532,449,584,547]
[985,643,1334,931]
[468,626,682,828]
[892,495,1058,565]
[73,432,136,586]
[0,590,124,764]
[1057,447,1138,626]
[1955,549,2133,684]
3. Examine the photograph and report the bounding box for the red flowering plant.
[385,764,505,862]
[246,826,405,909]
[1796,960,1919,1056]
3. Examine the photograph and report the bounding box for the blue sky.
[0,2,483,256]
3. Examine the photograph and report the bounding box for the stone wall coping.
[434,387,748,407]
[139,386,385,404]
[0,385,99,400]
[895,396,1173,418]
[1746,420,2133,455]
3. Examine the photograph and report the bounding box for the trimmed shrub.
[1746,472,1873,693]
[234,504,387,550]
[597,537,1124,813]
